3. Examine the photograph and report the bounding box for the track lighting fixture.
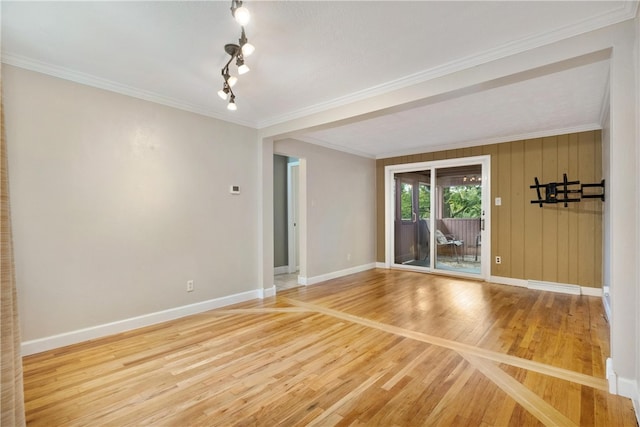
[218,0,255,111]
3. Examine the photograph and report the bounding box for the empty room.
[1,1,640,425]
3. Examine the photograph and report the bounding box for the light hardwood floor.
[23,269,635,426]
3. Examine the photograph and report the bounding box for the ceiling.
[2,1,638,158]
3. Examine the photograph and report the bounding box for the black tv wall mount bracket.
[530,173,605,207]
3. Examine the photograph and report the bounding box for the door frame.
[287,161,300,274]
[384,155,491,280]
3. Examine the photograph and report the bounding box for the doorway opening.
[385,156,490,280]
[273,155,300,291]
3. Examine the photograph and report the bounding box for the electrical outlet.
[495,256,502,264]
[347,253,351,261]
[187,280,194,292]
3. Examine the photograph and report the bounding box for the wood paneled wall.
[376,131,603,288]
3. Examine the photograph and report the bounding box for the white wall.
[608,18,638,399]
[601,106,611,320]
[3,65,260,343]
[274,139,376,280]
[635,12,640,408]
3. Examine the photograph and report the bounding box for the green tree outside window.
[443,185,481,218]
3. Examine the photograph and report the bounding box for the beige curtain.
[0,80,26,425]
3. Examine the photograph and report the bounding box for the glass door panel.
[434,165,483,275]
[393,171,430,267]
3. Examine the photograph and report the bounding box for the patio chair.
[435,229,463,262]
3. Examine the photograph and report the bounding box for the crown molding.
[374,124,603,160]
[256,2,637,129]
[292,136,376,159]
[1,53,257,129]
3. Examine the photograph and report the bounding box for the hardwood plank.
[463,354,577,426]
[280,296,608,391]
[22,270,633,426]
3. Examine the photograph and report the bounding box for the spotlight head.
[241,42,255,57]
[233,5,250,26]
[236,55,250,74]
[238,64,250,75]
[238,28,255,57]
[217,84,230,100]
[227,95,237,111]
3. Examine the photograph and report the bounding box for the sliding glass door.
[387,156,489,279]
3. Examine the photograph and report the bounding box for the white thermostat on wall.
[230,185,240,195]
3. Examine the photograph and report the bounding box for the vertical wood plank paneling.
[578,132,596,287]
[510,141,525,280]
[462,147,474,158]
[593,131,603,286]
[421,153,433,162]
[567,133,580,285]
[556,134,570,284]
[433,151,447,161]
[374,131,602,288]
[541,137,558,282]
[524,139,543,281]
[496,143,512,278]
[469,146,484,157]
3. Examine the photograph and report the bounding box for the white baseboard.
[21,288,264,356]
[606,361,640,424]
[375,262,388,269]
[274,266,289,275]
[305,263,376,286]
[603,293,612,322]
[617,377,638,400]
[261,286,276,298]
[528,279,581,295]
[607,358,618,394]
[621,382,640,427]
[580,286,603,297]
[488,276,528,288]
[490,276,603,297]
